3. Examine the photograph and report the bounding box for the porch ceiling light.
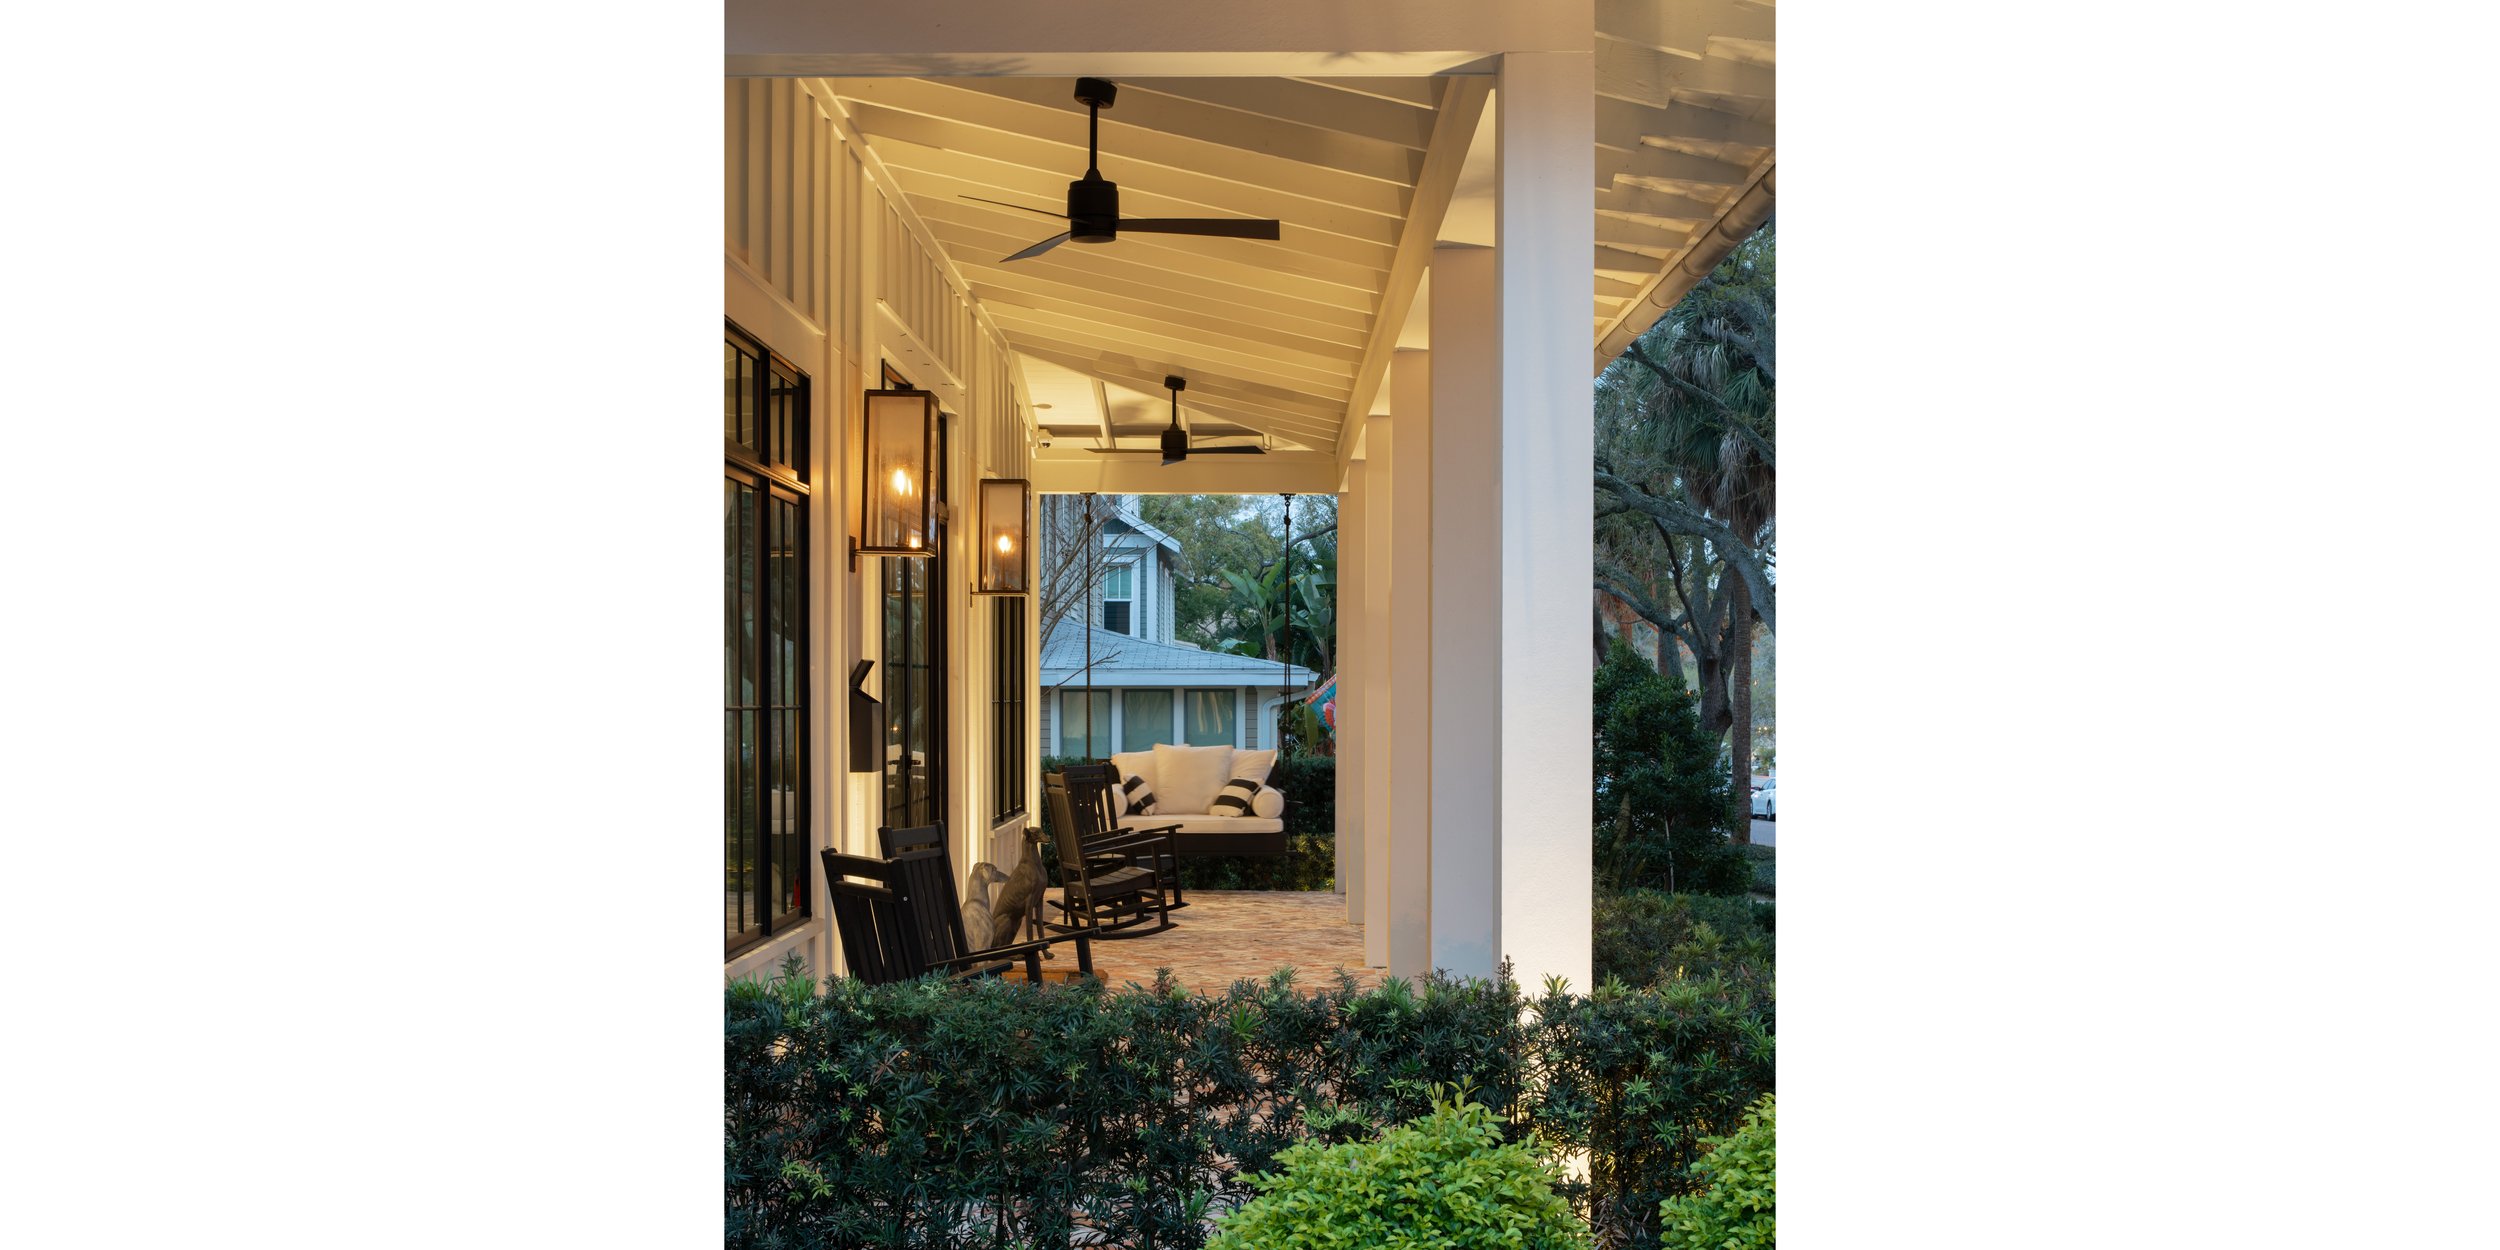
[974,478,1030,596]
[858,388,936,559]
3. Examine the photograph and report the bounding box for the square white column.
[1428,247,1498,977]
[1385,356,1434,979]
[1361,412,1395,968]
[1337,467,1367,920]
[1494,49,1595,991]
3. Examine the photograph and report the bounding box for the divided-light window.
[1101,563,1134,635]
[726,321,810,959]
[989,599,1026,823]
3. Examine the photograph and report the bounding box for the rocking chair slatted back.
[1040,773,1089,882]
[876,823,979,974]
[820,850,914,983]
[1060,761,1123,841]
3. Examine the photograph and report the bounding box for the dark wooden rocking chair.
[819,825,1093,984]
[1041,769,1182,939]
[1062,761,1190,909]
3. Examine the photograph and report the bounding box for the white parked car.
[1749,775,1776,819]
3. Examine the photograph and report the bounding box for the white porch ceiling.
[811,0,1772,471]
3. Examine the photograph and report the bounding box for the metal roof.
[1040,620,1318,687]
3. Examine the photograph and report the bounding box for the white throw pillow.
[1251,785,1285,819]
[1229,748,1277,785]
[1109,750,1158,794]
[1152,743,1235,815]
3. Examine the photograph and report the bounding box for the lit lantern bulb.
[890,467,913,496]
[995,533,1014,555]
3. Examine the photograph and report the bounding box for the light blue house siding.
[1041,499,1316,757]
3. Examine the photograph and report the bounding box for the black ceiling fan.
[1086,376,1268,465]
[964,78,1282,263]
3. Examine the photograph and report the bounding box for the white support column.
[1386,352,1434,979]
[1494,50,1596,991]
[1428,248,1499,978]
[1337,470,1366,920]
[1360,413,1395,968]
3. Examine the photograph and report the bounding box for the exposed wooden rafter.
[1331,76,1492,478]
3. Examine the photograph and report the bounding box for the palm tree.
[1594,224,1774,837]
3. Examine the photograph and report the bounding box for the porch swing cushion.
[1118,812,1284,837]
[1152,743,1235,816]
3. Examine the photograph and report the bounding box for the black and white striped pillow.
[1210,777,1261,815]
[1121,772,1159,816]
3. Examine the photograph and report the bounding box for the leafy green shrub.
[1657,1096,1774,1250]
[1741,842,1774,897]
[726,956,1771,1249]
[1592,640,1749,895]
[1595,890,1774,989]
[1208,1090,1584,1250]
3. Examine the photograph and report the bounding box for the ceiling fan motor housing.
[1068,175,1119,243]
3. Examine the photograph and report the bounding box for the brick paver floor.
[1038,889,1382,993]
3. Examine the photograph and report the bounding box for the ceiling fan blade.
[1118,218,1282,240]
[1187,445,1268,454]
[960,194,1068,220]
[1001,231,1072,262]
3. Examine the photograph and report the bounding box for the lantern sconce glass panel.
[974,478,1030,595]
[856,388,936,559]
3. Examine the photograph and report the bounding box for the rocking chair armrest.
[1081,829,1178,857]
[939,929,1095,972]
[820,851,892,881]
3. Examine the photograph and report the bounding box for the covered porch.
[723,0,1775,991]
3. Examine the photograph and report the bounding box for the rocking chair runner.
[819,825,1094,984]
[1041,770,1181,938]
[1061,761,1189,908]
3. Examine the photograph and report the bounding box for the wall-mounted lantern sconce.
[855,387,936,568]
[974,478,1031,595]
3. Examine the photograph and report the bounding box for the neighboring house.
[1039,498,1315,758]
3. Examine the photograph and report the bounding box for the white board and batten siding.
[724,77,1041,981]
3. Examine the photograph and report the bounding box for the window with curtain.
[1101,563,1133,635]
[1122,689,1173,753]
[1061,689,1112,759]
[726,320,809,959]
[1183,689,1236,747]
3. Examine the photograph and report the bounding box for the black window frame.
[989,598,1027,823]
[879,362,949,831]
[726,319,811,960]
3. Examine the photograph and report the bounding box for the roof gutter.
[1592,162,1775,374]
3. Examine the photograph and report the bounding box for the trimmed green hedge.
[1038,754,1338,891]
[726,957,1773,1249]
[1594,890,1775,990]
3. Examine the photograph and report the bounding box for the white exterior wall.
[725,79,1038,982]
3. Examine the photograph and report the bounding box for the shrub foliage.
[1594,890,1774,990]
[726,957,1773,1249]
[1206,1090,1583,1250]
[1592,640,1750,895]
[1657,1095,1775,1250]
